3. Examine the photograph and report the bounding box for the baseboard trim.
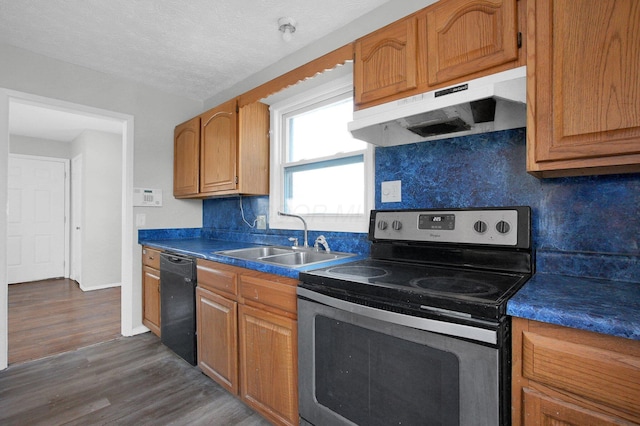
[79,282,122,291]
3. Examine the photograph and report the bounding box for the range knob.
[392,220,402,231]
[377,220,388,230]
[496,220,511,234]
[473,220,488,234]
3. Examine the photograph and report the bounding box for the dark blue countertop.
[139,237,364,279]
[140,233,639,341]
[507,273,640,341]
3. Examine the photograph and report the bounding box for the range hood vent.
[348,66,526,146]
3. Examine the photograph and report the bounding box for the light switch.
[136,213,146,227]
[381,180,401,203]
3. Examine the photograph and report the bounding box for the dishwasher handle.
[160,252,196,280]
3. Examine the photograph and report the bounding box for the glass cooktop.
[299,259,530,320]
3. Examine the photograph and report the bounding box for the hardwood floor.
[0,333,272,425]
[8,278,121,365]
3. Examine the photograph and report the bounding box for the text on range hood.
[348,66,526,147]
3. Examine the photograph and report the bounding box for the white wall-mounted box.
[134,188,162,207]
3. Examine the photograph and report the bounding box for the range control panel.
[371,207,529,247]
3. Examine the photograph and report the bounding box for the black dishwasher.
[160,252,197,365]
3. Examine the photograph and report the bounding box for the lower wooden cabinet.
[196,286,238,394]
[512,317,640,425]
[142,247,161,336]
[196,260,240,393]
[522,387,634,426]
[196,259,299,426]
[239,304,298,426]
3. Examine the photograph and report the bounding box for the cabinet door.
[523,388,630,426]
[425,0,518,86]
[196,286,238,394]
[527,0,640,177]
[173,116,200,197]
[354,16,418,106]
[237,102,270,195]
[239,304,298,426]
[142,265,161,336]
[200,99,237,194]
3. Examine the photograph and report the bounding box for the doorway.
[7,155,69,284]
[0,89,136,369]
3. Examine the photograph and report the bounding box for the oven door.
[298,287,503,426]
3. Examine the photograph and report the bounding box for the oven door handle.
[297,287,498,345]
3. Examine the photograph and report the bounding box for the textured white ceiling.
[0,0,390,101]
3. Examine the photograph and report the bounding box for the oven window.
[315,315,460,426]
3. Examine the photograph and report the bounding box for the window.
[269,74,374,233]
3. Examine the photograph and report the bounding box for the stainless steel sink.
[260,250,347,266]
[216,246,292,260]
[215,245,355,267]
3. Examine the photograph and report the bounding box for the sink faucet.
[278,211,308,248]
[314,235,330,253]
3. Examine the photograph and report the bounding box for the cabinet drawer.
[142,247,161,269]
[522,331,640,418]
[197,260,238,298]
[239,274,297,315]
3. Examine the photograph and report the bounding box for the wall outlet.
[256,215,267,230]
[381,180,402,203]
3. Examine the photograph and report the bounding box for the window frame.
[268,75,374,234]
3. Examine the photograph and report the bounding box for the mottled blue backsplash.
[202,195,371,255]
[202,128,640,282]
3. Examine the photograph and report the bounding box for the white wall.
[0,43,203,369]
[10,135,72,158]
[72,130,122,290]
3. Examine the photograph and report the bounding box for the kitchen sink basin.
[216,246,292,260]
[260,250,347,266]
[216,245,355,267]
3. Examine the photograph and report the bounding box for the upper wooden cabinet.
[173,116,200,197]
[174,99,269,198]
[354,0,523,109]
[354,16,418,105]
[201,99,237,194]
[526,0,640,177]
[424,0,519,86]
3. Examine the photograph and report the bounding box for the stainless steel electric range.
[297,206,533,426]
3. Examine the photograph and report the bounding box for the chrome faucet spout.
[314,235,330,253]
[278,211,308,248]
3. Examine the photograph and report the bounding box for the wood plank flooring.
[0,333,272,425]
[8,278,121,365]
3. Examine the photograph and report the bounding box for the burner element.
[326,265,389,279]
[409,276,500,298]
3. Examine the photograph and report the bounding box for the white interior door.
[70,154,82,284]
[7,155,67,284]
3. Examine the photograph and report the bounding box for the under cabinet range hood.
[348,66,527,146]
